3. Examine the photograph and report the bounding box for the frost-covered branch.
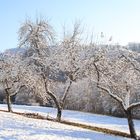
[128,102,140,110]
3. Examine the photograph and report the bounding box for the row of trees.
[0,18,140,139]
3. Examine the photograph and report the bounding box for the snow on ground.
[0,111,130,140]
[0,104,140,139]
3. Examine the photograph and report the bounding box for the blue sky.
[0,0,140,52]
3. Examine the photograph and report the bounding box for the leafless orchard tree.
[92,48,140,139]
[18,18,84,121]
[0,54,23,112]
[18,18,62,120]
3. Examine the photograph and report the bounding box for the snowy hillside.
[0,104,140,139]
[0,111,130,140]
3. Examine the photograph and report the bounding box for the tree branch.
[61,79,72,108]
[94,62,127,111]
[128,102,140,110]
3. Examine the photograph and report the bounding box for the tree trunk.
[42,76,62,122]
[41,73,62,122]
[5,89,12,112]
[47,90,62,122]
[46,90,62,122]
[57,107,62,122]
[126,110,137,139]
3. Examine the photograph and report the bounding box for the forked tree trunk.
[5,89,12,112]
[42,76,62,122]
[126,109,137,139]
[47,90,62,122]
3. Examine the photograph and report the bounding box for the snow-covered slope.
[1,104,140,135]
[0,112,131,140]
[0,104,139,139]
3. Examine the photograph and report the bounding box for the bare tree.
[0,54,22,112]
[93,48,140,139]
[50,21,84,119]
[18,18,64,121]
[18,19,85,121]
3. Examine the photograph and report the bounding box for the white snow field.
[0,104,139,139]
[0,111,130,140]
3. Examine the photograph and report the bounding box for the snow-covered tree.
[18,18,87,121]
[93,48,140,139]
[0,54,23,112]
[18,18,74,121]
[18,18,62,119]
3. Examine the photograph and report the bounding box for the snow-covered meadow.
[0,104,140,139]
[0,111,131,140]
